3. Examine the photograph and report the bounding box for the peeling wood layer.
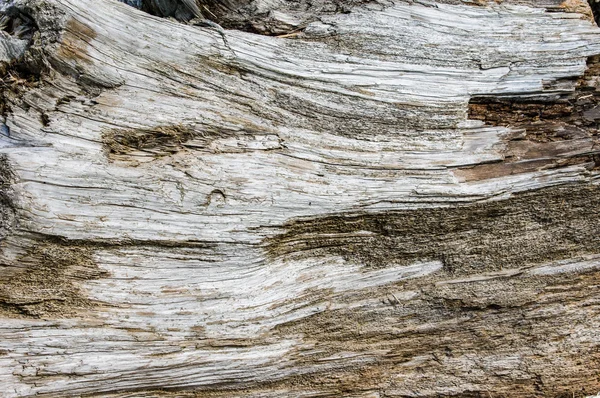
[468,55,600,140]
[121,0,598,35]
[1,0,600,396]
[463,54,600,180]
[119,0,382,35]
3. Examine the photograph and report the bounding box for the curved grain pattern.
[0,0,600,396]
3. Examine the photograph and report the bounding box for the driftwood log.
[1,0,600,396]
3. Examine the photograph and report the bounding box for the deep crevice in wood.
[117,0,378,35]
[589,0,600,25]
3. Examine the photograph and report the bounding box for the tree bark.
[1,0,600,396]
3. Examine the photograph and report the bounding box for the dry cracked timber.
[1,0,600,396]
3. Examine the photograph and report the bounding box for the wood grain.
[1,0,600,396]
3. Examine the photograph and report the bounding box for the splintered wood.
[0,0,600,396]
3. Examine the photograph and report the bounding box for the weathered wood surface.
[1,0,600,396]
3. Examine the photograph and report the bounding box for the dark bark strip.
[267,182,600,274]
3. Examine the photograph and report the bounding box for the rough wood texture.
[1,0,600,396]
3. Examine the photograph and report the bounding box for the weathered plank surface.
[1,0,600,396]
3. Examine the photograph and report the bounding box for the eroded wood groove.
[266,182,600,273]
[1,0,600,396]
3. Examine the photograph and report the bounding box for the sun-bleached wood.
[1,0,600,396]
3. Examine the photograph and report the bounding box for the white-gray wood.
[1,0,600,396]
